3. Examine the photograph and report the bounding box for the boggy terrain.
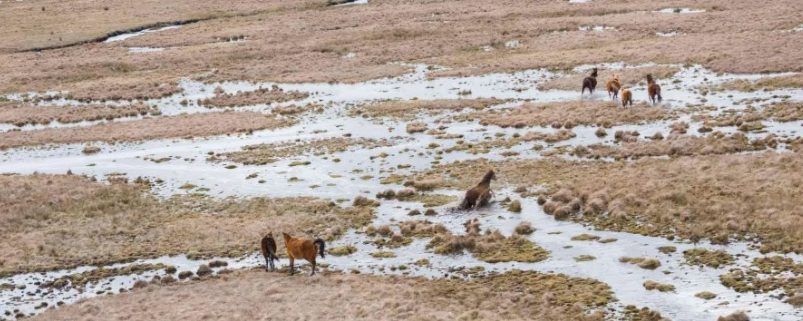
[1,0,802,321]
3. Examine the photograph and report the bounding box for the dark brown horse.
[581,68,598,95]
[282,233,325,275]
[260,233,278,271]
[459,170,496,210]
[646,74,662,104]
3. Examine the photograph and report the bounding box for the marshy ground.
[1,0,802,320]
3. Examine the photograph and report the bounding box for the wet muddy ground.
[1,59,802,321]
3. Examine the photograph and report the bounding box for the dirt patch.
[353,98,505,120]
[29,269,612,321]
[538,65,680,91]
[212,137,389,165]
[0,101,157,126]
[414,152,803,253]
[461,101,671,128]
[199,86,309,108]
[0,174,373,275]
[572,133,774,159]
[0,111,293,149]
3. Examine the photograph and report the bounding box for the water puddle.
[654,8,706,14]
[103,25,181,43]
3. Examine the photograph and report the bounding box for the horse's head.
[482,169,496,182]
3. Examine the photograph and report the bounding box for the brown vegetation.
[572,133,774,159]
[30,269,612,321]
[3,0,802,98]
[0,111,292,149]
[0,174,373,275]
[212,137,389,165]
[354,99,504,120]
[199,86,309,108]
[0,102,157,126]
[463,101,670,128]
[414,152,803,253]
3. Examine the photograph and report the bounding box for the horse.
[620,87,633,107]
[260,233,278,272]
[459,170,495,210]
[282,232,325,275]
[606,74,621,100]
[646,74,662,104]
[581,68,598,95]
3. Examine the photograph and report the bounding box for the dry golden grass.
[462,101,670,128]
[713,74,803,92]
[0,111,292,149]
[0,174,373,275]
[0,102,156,126]
[212,137,389,165]
[573,133,773,159]
[415,152,803,253]
[2,0,802,97]
[30,269,611,321]
[199,86,309,108]
[538,66,680,91]
[353,98,504,120]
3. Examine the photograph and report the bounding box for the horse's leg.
[310,259,316,276]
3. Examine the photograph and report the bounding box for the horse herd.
[259,170,497,276]
[581,67,663,106]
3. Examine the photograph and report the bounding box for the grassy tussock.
[0,102,157,127]
[353,98,504,120]
[29,269,612,321]
[199,86,309,108]
[462,101,670,128]
[0,111,293,149]
[416,153,803,254]
[213,138,389,165]
[0,174,373,275]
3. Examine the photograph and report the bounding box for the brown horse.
[282,233,325,275]
[459,170,495,210]
[620,87,633,107]
[260,233,278,272]
[581,68,598,95]
[606,74,621,100]
[646,74,662,104]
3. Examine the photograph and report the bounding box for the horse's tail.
[314,238,326,258]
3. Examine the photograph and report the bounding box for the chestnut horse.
[581,68,598,95]
[282,233,325,275]
[620,87,633,107]
[260,233,278,272]
[459,170,495,210]
[646,74,662,104]
[606,74,621,100]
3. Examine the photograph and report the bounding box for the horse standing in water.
[581,68,598,95]
[459,170,496,210]
[620,87,633,107]
[606,74,622,100]
[282,233,326,275]
[646,74,662,104]
[260,233,278,272]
